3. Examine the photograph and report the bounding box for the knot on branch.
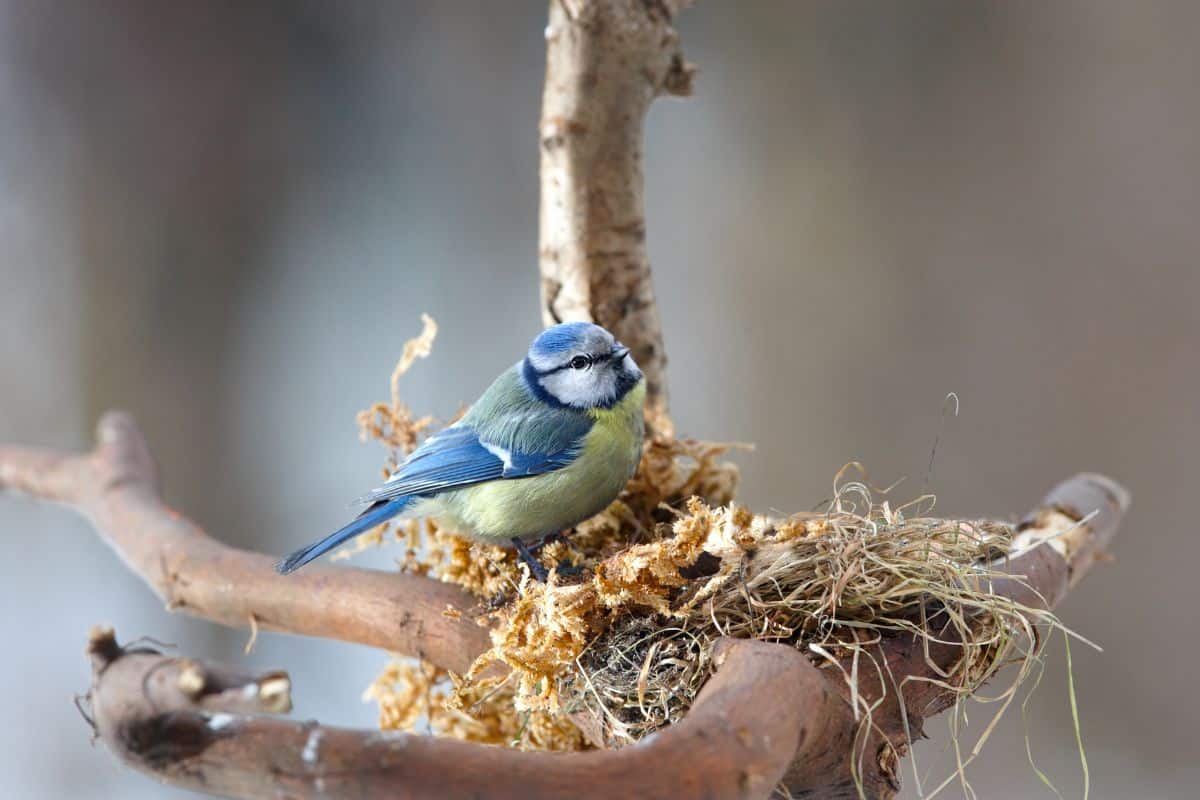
[662,51,697,96]
[84,628,294,785]
[86,625,125,674]
[87,628,293,717]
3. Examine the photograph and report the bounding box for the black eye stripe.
[535,361,573,376]
[534,351,616,375]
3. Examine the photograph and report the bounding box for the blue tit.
[277,321,645,580]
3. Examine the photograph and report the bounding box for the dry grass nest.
[351,318,1080,772]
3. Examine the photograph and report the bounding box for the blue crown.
[529,321,602,356]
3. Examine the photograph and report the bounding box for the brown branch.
[86,629,815,800]
[0,411,489,674]
[73,472,1127,800]
[539,0,695,421]
[777,473,1131,799]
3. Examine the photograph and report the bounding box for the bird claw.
[512,537,550,583]
[510,538,585,583]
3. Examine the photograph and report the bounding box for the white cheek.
[595,370,617,402]
[541,368,616,407]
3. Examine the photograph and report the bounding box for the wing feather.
[359,405,592,504]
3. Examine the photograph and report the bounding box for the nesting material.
[362,658,586,750]
[462,482,1035,749]
[355,320,1072,766]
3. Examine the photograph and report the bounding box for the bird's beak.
[613,345,631,361]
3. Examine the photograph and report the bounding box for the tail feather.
[276,497,413,574]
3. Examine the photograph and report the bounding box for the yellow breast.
[433,382,646,543]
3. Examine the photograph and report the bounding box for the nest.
[353,318,1077,778]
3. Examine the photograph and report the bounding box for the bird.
[276,321,645,581]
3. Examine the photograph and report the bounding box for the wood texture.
[85,632,814,800]
[539,0,695,422]
[0,412,488,675]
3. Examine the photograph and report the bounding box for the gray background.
[1,2,1196,798]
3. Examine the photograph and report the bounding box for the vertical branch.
[538,0,695,422]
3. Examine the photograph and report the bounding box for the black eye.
[569,355,591,370]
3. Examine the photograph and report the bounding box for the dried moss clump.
[363,658,585,750]
[351,319,1075,779]
[463,480,1040,750]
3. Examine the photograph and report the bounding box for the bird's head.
[523,322,643,409]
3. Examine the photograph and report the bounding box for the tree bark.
[85,630,817,800]
[0,412,488,675]
[539,0,694,422]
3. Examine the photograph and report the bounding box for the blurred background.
[1,1,1196,797]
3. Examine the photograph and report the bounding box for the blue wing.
[276,370,595,575]
[359,413,592,504]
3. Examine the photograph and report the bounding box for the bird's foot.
[541,532,585,578]
[511,537,550,583]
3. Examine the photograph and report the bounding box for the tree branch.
[86,630,813,800]
[539,0,694,421]
[70,470,1126,799]
[0,412,489,674]
[778,472,1130,798]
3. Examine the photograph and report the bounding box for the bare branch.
[539,0,695,421]
[86,631,812,800]
[0,412,489,674]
